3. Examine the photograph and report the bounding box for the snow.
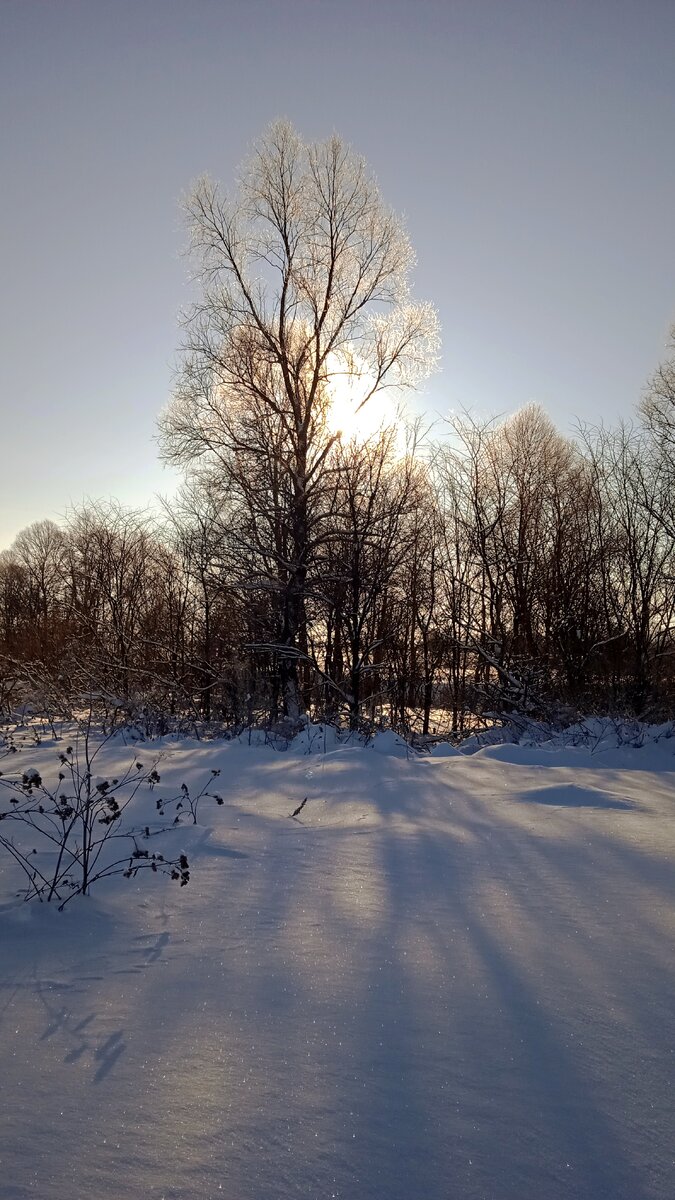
[428,740,463,758]
[20,766,42,785]
[368,728,412,756]
[1,726,674,1199]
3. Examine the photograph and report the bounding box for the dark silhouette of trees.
[4,393,675,732]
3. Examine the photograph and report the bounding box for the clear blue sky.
[1,0,674,549]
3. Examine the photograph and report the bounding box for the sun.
[324,350,405,447]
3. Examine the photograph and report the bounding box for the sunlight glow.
[325,351,405,449]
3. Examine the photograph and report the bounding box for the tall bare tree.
[160,121,438,717]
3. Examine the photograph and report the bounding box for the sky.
[1,0,674,549]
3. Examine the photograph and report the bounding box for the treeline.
[3,397,675,734]
[2,123,674,734]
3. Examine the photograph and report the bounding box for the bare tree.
[160,121,438,718]
[323,431,423,728]
[446,406,598,717]
[582,422,675,714]
[640,324,675,454]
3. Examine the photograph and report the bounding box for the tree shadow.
[3,744,673,1199]
[93,1030,126,1083]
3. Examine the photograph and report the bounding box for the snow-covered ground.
[1,725,674,1199]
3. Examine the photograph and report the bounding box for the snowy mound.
[428,741,462,758]
[368,729,411,757]
[288,722,343,755]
